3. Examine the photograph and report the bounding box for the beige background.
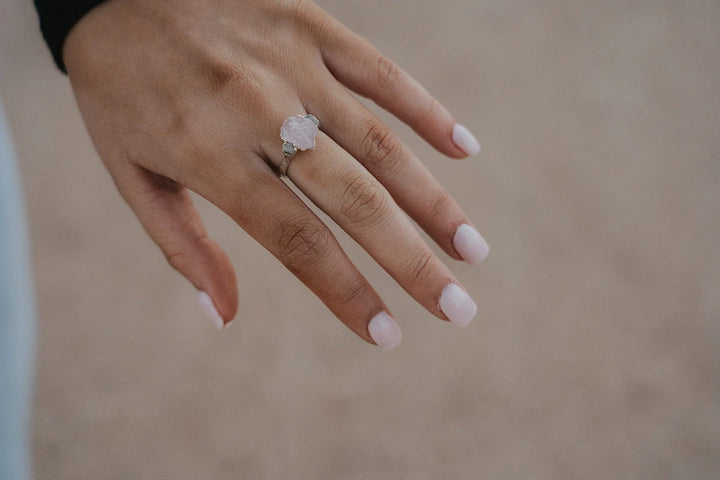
[1,0,719,478]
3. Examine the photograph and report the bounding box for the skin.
[63,0,478,345]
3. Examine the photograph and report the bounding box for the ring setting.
[279,114,320,176]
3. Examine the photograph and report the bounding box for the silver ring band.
[279,142,297,177]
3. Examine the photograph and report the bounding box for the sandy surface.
[1,0,719,478]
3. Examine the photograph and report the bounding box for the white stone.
[281,115,319,151]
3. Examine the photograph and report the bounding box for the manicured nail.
[453,223,490,265]
[368,311,402,351]
[438,283,477,327]
[197,291,225,330]
[452,123,481,156]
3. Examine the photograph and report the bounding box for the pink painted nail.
[197,291,225,330]
[453,224,490,265]
[452,124,481,156]
[438,283,477,327]
[368,311,402,351]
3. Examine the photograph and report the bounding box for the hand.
[63,0,488,350]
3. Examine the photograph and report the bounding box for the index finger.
[316,17,481,158]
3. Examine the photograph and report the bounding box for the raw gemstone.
[280,115,319,151]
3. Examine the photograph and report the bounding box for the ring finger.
[186,150,402,350]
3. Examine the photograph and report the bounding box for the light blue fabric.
[0,101,36,480]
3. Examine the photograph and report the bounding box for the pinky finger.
[113,164,238,328]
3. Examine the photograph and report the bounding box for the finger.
[113,164,238,328]
[307,84,490,265]
[273,131,478,327]
[192,155,402,350]
[317,22,481,158]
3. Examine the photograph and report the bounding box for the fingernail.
[368,311,402,351]
[452,123,481,156]
[198,291,225,330]
[438,283,477,327]
[453,223,490,265]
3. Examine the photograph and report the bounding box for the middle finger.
[308,83,490,266]
[268,129,477,327]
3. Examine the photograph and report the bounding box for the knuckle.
[164,247,190,274]
[428,190,452,219]
[360,120,403,173]
[280,0,320,28]
[170,116,207,161]
[420,96,442,123]
[338,280,370,307]
[122,139,147,167]
[162,231,208,274]
[375,54,399,91]
[205,57,264,102]
[339,174,388,227]
[277,217,331,271]
[208,60,240,87]
[406,248,436,283]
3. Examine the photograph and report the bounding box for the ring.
[279,114,320,177]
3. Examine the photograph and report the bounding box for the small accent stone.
[282,141,297,156]
[281,115,319,151]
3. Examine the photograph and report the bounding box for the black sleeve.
[34,0,108,73]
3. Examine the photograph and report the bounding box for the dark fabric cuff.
[34,0,108,73]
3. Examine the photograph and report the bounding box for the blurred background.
[1,0,719,478]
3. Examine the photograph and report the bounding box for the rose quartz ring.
[279,114,320,177]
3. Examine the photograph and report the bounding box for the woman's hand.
[63,0,488,350]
